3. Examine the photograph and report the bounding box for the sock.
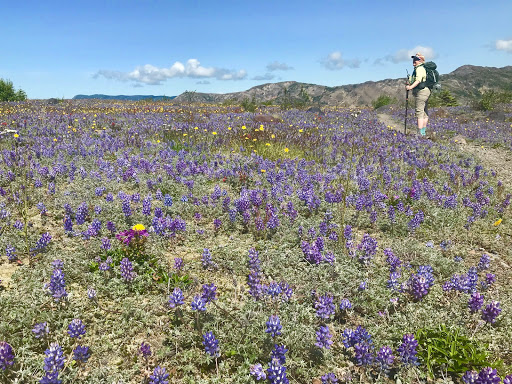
[420,128,426,136]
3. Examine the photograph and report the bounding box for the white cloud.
[266,61,294,71]
[196,80,211,85]
[495,39,512,53]
[388,46,437,63]
[252,73,276,81]
[321,51,360,70]
[94,59,247,85]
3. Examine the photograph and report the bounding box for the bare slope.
[173,65,512,107]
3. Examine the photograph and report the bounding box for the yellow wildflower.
[212,132,217,135]
[271,134,275,139]
[242,125,246,130]
[284,148,289,153]
[265,143,271,146]
[132,224,146,231]
[14,133,19,138]
[493,219,502,227]
[261,169,266,173]
[299,129,303,133]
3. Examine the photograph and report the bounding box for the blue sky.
[2,0,511,99]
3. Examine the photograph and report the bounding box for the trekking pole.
[404,69,409,135]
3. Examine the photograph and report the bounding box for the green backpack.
[416,61,439,90]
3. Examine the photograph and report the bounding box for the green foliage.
[429,89,459,107]
[280,86,312,110]
[416,325,501,379]
[221,98,236,106]
[0,78,27,102]
[473,89,512,111]
[372,94,397,109]
[241,97,258,112]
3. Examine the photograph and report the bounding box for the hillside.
[172,65,512,107]
[73,94,176,101]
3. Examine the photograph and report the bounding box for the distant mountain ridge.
[171,65,512,107]
[73,94,176,101]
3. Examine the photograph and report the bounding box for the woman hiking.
[405,53,430,136]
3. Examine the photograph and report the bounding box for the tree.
[0,78,27,101]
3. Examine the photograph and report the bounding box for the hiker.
[405,53,430,136]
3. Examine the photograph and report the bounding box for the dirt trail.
[377,113,512,184]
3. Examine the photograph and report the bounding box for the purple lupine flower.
[384,248,401,272]
[503,375,512,384]
[213,218,222,231]
[120,258,136,282]
[462,370,478,384]
[266,315,282,338]
[191,295,206,312]
[72,345,90,364]
[250,363,267,380]
[357,234,377,264]
[202,331,220,357]
[101,237,111,250]
[201,283,217,303]
[408,210,424,232]
[279,282,293,302]
[163,194,173,207]
[173,257,184,271]
[340,298,352,311]
[0,341,15,371]
[106,221,116,233]
[149,366,169,384]
[168,287,184,308]
[35,232,52,250]
[247,270,262,300]
[122,199,132,217]
[321,373,338,384]
[397,333,418,366]
[387,271,401,291]
[315,294,335,319]
[376,346,395,372]
[270,344,288,365]
[46,268,67,302]
[468,292,485,313]
[358,281,367,291]
[87,288,96,300]
[266,282,282,300]
[63,216,73,233]
[142,197,152,216]
[201,248,216,269]
[43,342,65,374]
[13,220,23,230]
[476,367,501,384]
[32,322,50,339]
[6,245,16,262]
[139,342,152,358]
[481,301,501,324]
[248,248,261,271]
[477,254,491,271]
[68,319,86,339]
[266,358,289,384]
[315,325,333,349]
[354,342,374,366]
[75,202,88,225]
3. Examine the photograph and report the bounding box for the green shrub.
[416,325,502,379]
[241,97,258,112]
[0,78,27,101]
[429,89,459,107]
[473,90,512,111]
[372,94,397,109]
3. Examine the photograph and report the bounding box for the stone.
[253,114,282,123]
[451,134,467,145]
[306,107,325,115]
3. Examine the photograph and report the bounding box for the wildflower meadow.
[0,100,511,383]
